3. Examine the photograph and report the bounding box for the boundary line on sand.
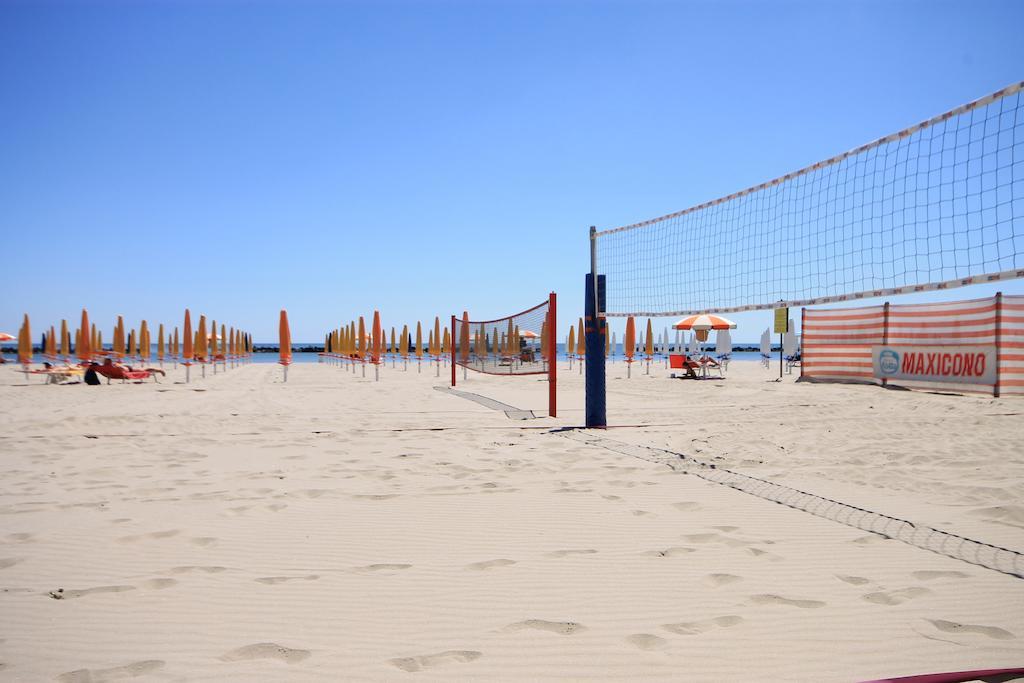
[433,386,540,420]
[558,429,1023,580]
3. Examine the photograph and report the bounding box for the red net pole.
[450,314,457,387]
[548,291,557,417]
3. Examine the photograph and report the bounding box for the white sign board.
[871,345,997,385]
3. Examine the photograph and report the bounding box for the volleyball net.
[594,81,1024,317]
[451,293,557,416]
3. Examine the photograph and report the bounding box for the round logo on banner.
[879,349,900,375]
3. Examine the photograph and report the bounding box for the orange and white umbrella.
[519,330,539,339]
[0,332,15,342]
[672,314,737,331]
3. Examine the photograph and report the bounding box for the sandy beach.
[0,359,1021,681]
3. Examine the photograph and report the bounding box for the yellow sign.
[774,308,789,334]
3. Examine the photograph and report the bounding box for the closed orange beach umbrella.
[390,327,396,357]
[279,310,292,365]
[567,325,575,359]
[197,315,208,361]
[372,310,382,363]
[60,319,70,357]
[442,327,450,356]
[157,324,165,360]
[624,316,636,361]
[577,317,585,358]
[540,320,548,361]
[400,324,409,358]
[415,322,423,359]
[18,314,31,365]
[433,317,441,357]
[505,319,514,356]
[113,316,125,358]
[173,326,180,359]
[357,317,366,359]
[459,312,470,364]
[139,322,149,360]
[645,319,654,358]
[90,323,98,354]
[46,325,56,358]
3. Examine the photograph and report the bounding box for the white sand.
[0,358,1021,681]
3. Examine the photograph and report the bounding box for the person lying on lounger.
[94,358,166,383]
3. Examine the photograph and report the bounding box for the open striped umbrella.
[672,314,737,331]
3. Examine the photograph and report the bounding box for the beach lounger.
[669,354,700,379]
[785,351,802,373]
[699,355,723,378]
[94,363,165,384]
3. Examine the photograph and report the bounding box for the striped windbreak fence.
[802,294,1024,396]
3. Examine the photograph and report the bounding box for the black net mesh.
[596,82,1024,316]
[453,298,552,375]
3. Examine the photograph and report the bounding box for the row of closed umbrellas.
[6,310,252,383]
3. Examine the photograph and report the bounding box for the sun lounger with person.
[91,358,166,383]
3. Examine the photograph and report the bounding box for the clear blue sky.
[2,0,1022,343]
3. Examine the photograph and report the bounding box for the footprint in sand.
[711,525,739,532]
[641,547,696,558]
[851,534,890,545]
[749,594,825,609]
[389,650,482,672]
[116,529,181,543]
[926,619,1015,640]
[704,573,742,587]
[266,503,288,512]
[49,585,136,600]
[5,533,33,542]
[545,549,598,558]
[0,558,23,570]
[142,578,178,590]
[465,559,517,571]
[256,575,320,584]
[352,493,400,501]
[190,537,218,547]
[58,660,165,682]
[673,501,701,511]
[862,587,931,606]
[836,575,871,586]
[662,615,744,635]
[221,643,311,664]
[169,565,227,574]
[504,619,586,635]
[625,633,669,651]
[351,563,412,573]
[911,570,969,581]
